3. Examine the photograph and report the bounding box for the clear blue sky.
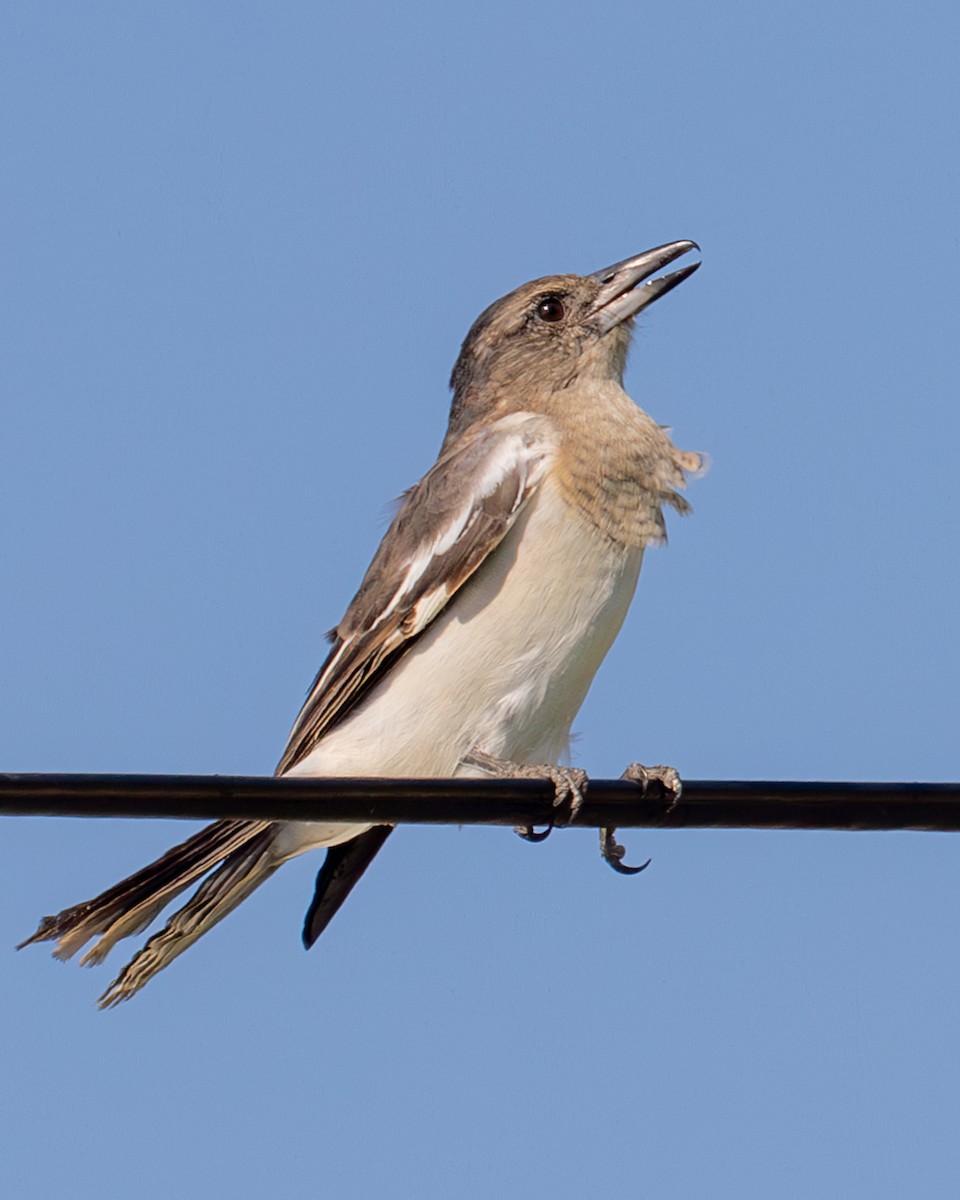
[2,3,959,1196]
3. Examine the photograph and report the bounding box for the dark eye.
[535,296,565,323]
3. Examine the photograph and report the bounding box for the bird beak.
[588,240,701,333]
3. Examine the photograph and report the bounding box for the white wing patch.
[381,503,472,620]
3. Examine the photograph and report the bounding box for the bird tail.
[302,825,393,949]
[18,818,280,1007]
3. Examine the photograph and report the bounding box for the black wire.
[2,774,960,831]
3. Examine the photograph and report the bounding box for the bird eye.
[536,296,565,323]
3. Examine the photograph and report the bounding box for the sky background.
[2,2,959,1196]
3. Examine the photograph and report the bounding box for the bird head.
[448,240,700,433]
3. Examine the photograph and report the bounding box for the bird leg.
[601,763,682,875]
[460,748,588,842]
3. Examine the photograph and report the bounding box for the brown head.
[447,240,700,438]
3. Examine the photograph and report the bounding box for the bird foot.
[461,749,588,842]
[622,762,682,802]
[600,763,682,875]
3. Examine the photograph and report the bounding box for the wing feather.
[276,413,555,775]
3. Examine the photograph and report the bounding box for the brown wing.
[276,413,556,775]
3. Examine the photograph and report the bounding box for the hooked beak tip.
[589,240,701,332]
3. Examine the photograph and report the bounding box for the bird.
[20,239,703,1006]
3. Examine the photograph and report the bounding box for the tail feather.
[21,814,391,1005]
[97,828,280,1007]
[302,826,393,949]
[18,818,271,963]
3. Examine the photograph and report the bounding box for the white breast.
[277,480,642,855]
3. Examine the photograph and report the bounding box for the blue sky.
[2,2,959,1196]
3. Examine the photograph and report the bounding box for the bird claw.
[600,762,683,874]
[600,826,651,875]
[461,749,588,845]
[511,764,587,842]
[514,822,553,843]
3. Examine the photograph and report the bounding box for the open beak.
[588,240,701,333]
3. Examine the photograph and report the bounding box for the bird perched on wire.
[20,240,703,1005]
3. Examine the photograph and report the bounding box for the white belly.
[277,480,642,855]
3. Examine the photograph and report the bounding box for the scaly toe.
[547,766,588,825]
[621,762,682,803]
